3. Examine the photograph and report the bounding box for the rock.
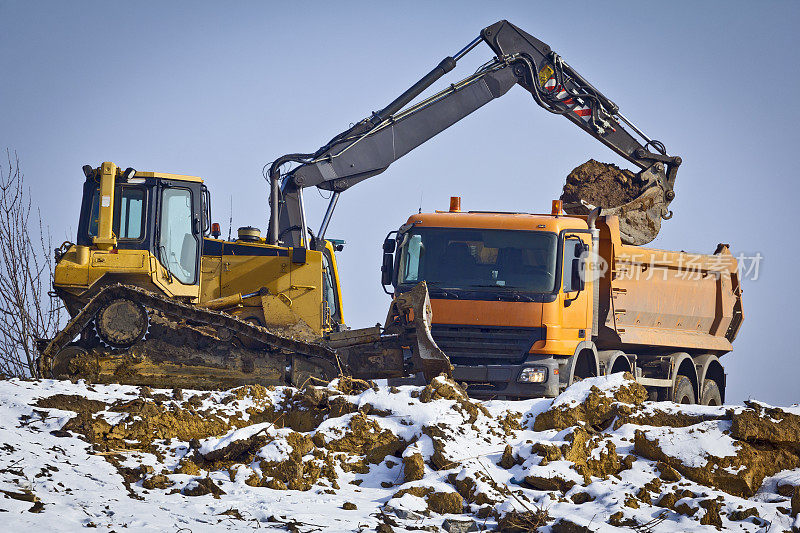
[392,507,423,520]
[792,486,800,517]
[441,518,477,532]
[381,505,424,525]
[342,502,357,510]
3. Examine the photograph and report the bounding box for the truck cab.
[384,198,594,398]
[383,197,742,403]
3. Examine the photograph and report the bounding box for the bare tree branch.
[0,150,63,377]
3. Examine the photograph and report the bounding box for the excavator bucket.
[560,160,674,245]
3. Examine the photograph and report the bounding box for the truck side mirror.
[381,252,394,286]
[383,237,396,253]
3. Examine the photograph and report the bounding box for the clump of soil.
[142,474,173,490]
[448,470,503,506]
[497,509,551,532]
[183,477,225,498]
[420,376,489,424]
[499,445,516,470]
[560,159,643,208]
[403,452,425,482]
[320,412,405,464]
[730,401,800,449]
[392,486,463,515]
[634,428,800,497]
[533,375,648,432]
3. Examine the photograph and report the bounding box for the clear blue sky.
[2,1,798,404]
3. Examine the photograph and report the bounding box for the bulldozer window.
[398,228,558,293]
[159,188,197,285]
[87,188,100,237]
[321,250,341,324]
[118,188,144,240]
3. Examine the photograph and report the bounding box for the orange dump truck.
[381,198,743,403]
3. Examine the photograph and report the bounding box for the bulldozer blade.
[387,281,452,381]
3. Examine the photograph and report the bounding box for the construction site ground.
[1,374,799,532]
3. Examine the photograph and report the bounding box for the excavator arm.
[269,20,681,247]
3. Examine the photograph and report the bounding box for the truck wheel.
[672,375,695,404]
[700,380,722,406]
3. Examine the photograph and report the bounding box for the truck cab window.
[562,238,585,293]
[160,188,197,284]
[399,233,423,282]
[398,228,557,293]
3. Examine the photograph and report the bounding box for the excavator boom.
[269,20,681,248]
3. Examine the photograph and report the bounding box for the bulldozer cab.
[72,162,207,301]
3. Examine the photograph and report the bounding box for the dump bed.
[596,217,743,354]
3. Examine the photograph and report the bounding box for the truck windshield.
[397,227,558,293]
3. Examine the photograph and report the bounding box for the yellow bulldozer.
[43,162,451,389]
[41,20,683,392]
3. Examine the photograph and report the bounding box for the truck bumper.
[452,357,561,399]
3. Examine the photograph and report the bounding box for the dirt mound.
[560,159,644,208]
[634,422,800,497]
[319,411,405,464]
[9,374,800,532]
[533,373,648,431]
[392,486,464,515]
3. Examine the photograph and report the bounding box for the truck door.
[560,234,592,342]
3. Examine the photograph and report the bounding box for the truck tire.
[672,375,695,404]
[700,380,722,406]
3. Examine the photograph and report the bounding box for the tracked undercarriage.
[39,282,451,390]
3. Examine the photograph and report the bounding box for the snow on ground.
[0,375,798,532]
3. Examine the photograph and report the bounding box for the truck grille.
[430,325,544,365]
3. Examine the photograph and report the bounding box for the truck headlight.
[518,366,547,383]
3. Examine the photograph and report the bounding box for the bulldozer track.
[39,284,341,383]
